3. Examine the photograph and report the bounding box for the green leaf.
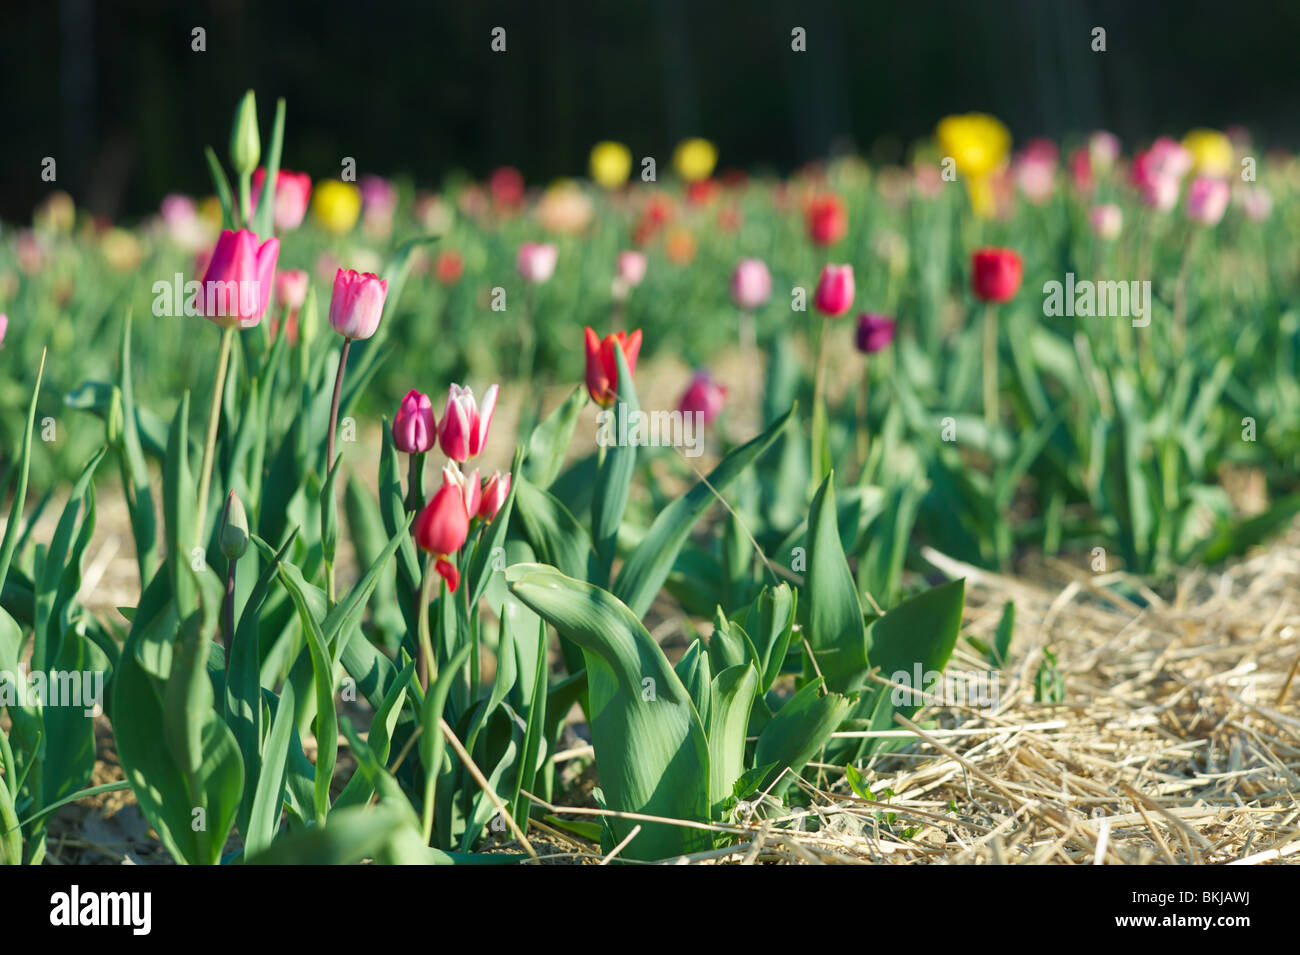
[506,563,711,860]
[523,386,588,489]
[591,347,639,585]
[251,97,286,238]
[513,476,593,580]
[802,474,869,693]
[707,664,758,817]
[244,676,296,857]
[754,679,850,795]
[0,351,44,593]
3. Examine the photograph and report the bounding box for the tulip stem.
[810,316,830,487]
[223,557,237,704]
[196,326,235,545]
[406,452,425,512]
[982,304,998,431]
[417,553,438,693]
[326,338,351,474]
[856,357,871,481]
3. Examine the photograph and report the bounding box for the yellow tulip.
[673,137,717,183]
[312,180,362,235]
[589,141,632,189]
[935,113,1011,179]
[1181,128,1234,178]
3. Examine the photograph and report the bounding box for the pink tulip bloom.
[0,313,7,347]
[1014,139,1058,205]
[813,264,854,317]
[393,389,436,454]
[730,258,772,310]
[678,371,727,424]
[442,464,482,520]
[328,268,388,340]
[196,228,279,328]
[479,471,511,521]
[1089,204,1123,241]
[1238,185,1272,222]
[252,169,312,231]
[1088,131,1121,172]
[438,383,499,462]
[517,242,558,283]
[616,250,648,287]
[1186,177,1230,226]
[275,269,309,311]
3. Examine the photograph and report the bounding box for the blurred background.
[3,0,1299,221]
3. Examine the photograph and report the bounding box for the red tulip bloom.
[971,248,1024,303]
[478,471,511,521]
[805,194,848,246]
[434,250,464,286]
[414,479,471,591]
[438,383,499,462]
[489,166,525,209]
[813,264,855,317]
[584,326,642,407]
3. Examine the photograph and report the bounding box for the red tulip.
[584,326,642,407]
[438,383,499,462]
[414,480,470,591]
[328,268,388,340]
[434,250,464,286]
[971,248,1023,303]
[393,389,436,454]
[678,371,727,424]
[443,464,482,519]
[813,264,854,317]
[197,228,279,328]
[806,194,848,246]
[479,471,511,521]
[489,166,525,209]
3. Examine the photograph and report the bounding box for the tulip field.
[3,90,1300,870]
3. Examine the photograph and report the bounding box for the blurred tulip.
[414,480,470,591]
[1186,177,1230,226]
[590,141,633,189]
[616,250,647,288]
[1088,131,1121,171]
[251,168,312,231]
[489,166,525,209]
[855,314,897,354]
[813,264,855,317]
[312,180,361,234]
[673,138,718,182]
[361,174,398,238]
[584,326,642,407]
[100,228,144,272]
[197,228,279,328]
[328,268,388,340]
[805,194,848,246]
[536,180,593,234]
[478,471,511,521]
[438,383,499,462]
[517,242,558,283]
[0,314,7,347]
[678,370,727,424]
[276,269,309,310]
[1238,185,1273,222]
[1089,203,1123,241]
[664,228,697,265]
[435,249,465,285]
[730,258,772,310]
[1014,139,1058,205]
[936,113,1011,178]
[971,248,1023,303]
[394,389,436,454]
[1068,147,1094,193]
[1182,129,1234,178]
[415,192,455,233]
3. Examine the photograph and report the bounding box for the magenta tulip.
[328,268,388,340]
[678,371,727,424]
[393,389,436,454]
[196,228,279,328]
[813,264,854,317]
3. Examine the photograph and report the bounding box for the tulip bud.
[517,242,558,284]
[855,314,897,355]
[0,313,7,348]
[229,90,261,178]
[677,371,727,424]
[584,326,642,407]
[328,268,388,340]
[1185,177,1230,227]
[438,384,498,462]
[220,491,249,561]
[813,264,855,317]
[479,471,511,521]
[414,480,471,592]
[393,389,436,454]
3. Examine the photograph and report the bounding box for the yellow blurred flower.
[312,180,362,235]
[34,191,76,234]
[935,113,1011,179]
[536,179,593,235]
[673,137,717,182]
[198,196,225,229]
[1182,128,1234,178]
[100,228,144,272]
[589,141,632,189]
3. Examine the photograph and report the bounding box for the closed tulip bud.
[414,481,470,591]
[328,268,388,340]
[813,264,855,317]
[584,326,642,407]
[220,490,249,561]
[805,194,848,246]
[438,383,499,462]
[971,248,1024,303]
[393,389,436,454]
[252,168,312,232]
[479,471,511,521]
[855,314,897,354]
[1185,177,1230,226]
[516,242,558,283]
[229,90,261,177]
[197,228,279,328]
[730,258,772,311]
[678,371,727,424]
[1089,204,1123,241]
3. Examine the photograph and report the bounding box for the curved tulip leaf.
[707,664,758,817]
[523,386,588,490]
[614,404,795,618]
[862,578,966,725]
[512,476,592,580]
[506,563,710,861]
[0,351,45,593]
[591,347,639,586]
[754,678,850,795]
[802,473,869,693]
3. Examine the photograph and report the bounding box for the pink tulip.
[730,258,772,310]
[1186,177,1230,226]
[1239,186,1273,222]
[438,383,499,462]
[393,389,436,454]
[478,471,511,521]
[616,250,648,287]
[1014,139,1058,205]
[275,269,309,311]
[252,169,312,232]
[517,242,558,283]
[442,464,482,519]
[328,268,388,340]
[678,371,727,424]
[1088,131,1121,172]
[0,313,7,348]
[1089,204,1123,241]
[196,228,279,328]
[813,264,854,317]
[855,314,896,354]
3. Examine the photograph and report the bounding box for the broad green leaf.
[802,474,869,693]
[523,386,588,489]
[754,679,850,795]
[591,347,639,585]
[707,664,758,817]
